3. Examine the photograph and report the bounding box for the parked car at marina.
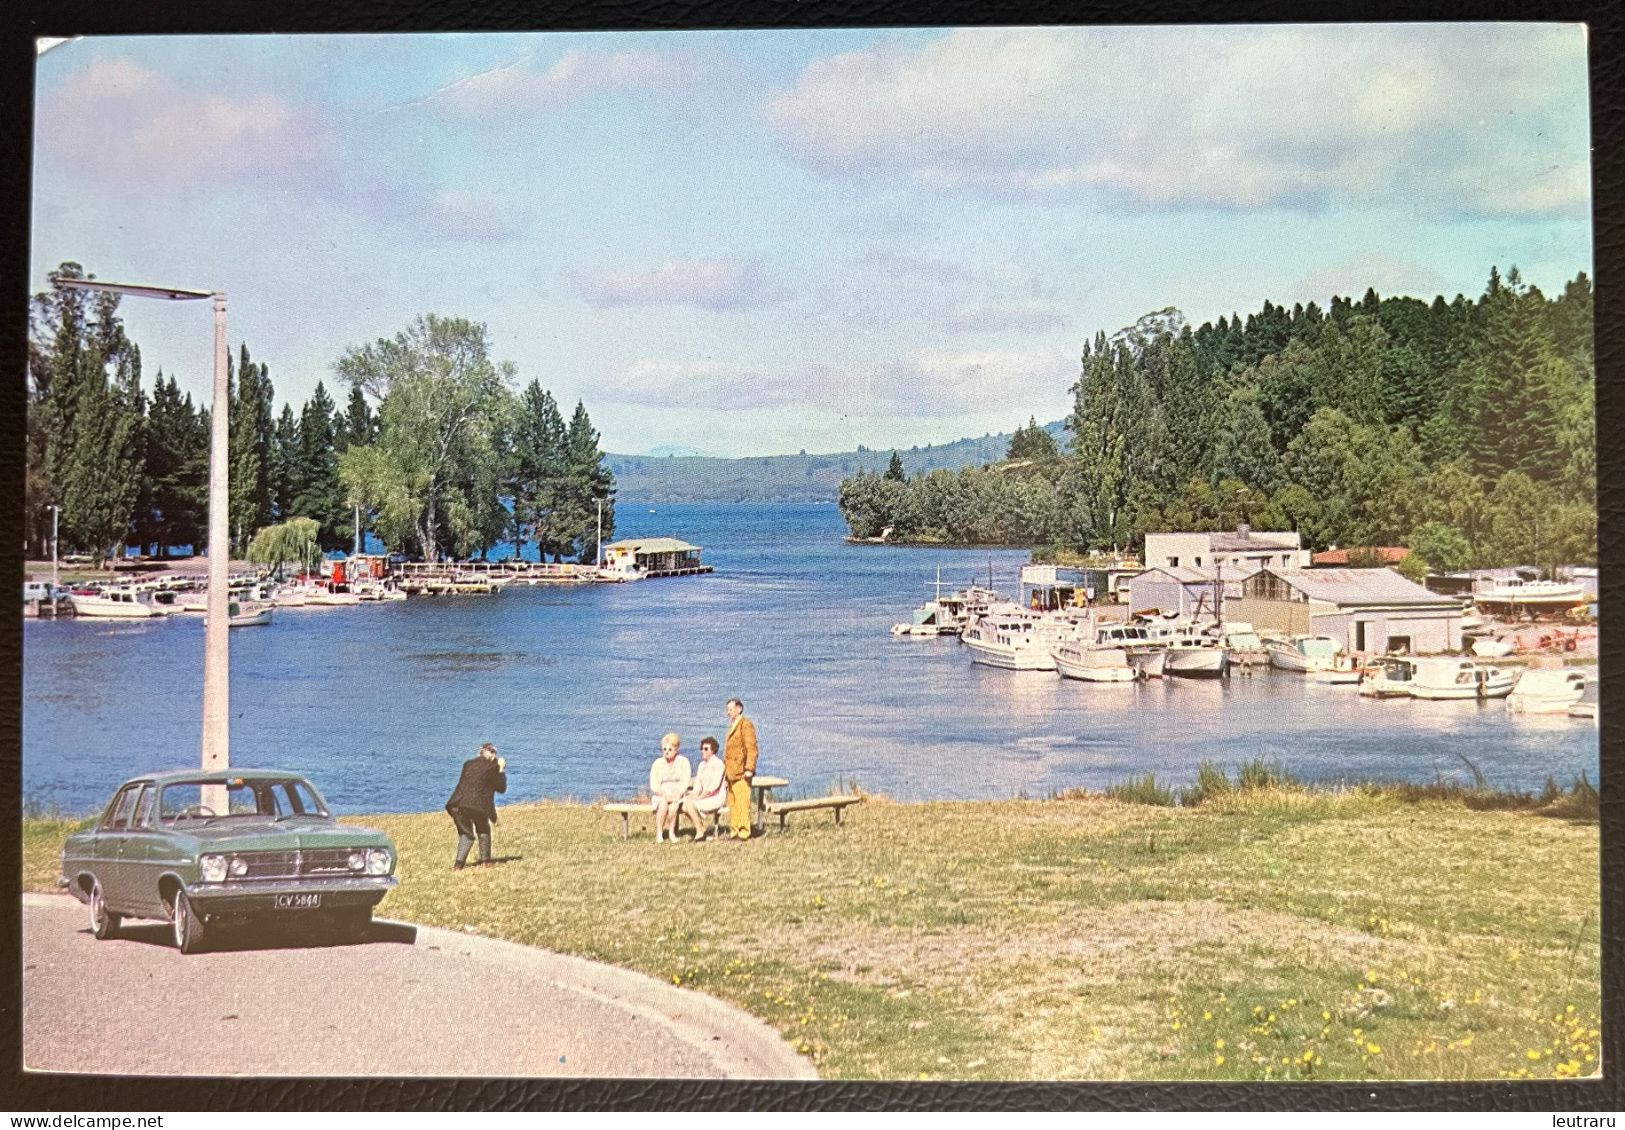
[59,769,398,954]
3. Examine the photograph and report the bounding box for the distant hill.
[607,421,1068,503]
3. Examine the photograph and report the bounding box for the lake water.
[24,503,1599,814]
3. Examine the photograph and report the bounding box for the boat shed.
[1230,567,1462,655]
[1126,565,1255,619]
[601,537,712,578]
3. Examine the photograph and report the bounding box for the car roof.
[125,768,313,788]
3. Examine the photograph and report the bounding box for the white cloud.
[854,349,1072,417]
[574,259,788,310]
[598,360,787,409]
[435,48,673,114]
[38,56,329,187]
[946,300,1071,334]
[767,25,1590,218]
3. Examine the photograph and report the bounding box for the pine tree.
[885,450,907,479]
[511,381,569,559]
[293,381,347,547]
[228,344,275,548]
[28,266,146,560]
[559,400,615,563]
[270,405,301,520]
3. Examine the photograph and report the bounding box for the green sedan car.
[59,769,399,954]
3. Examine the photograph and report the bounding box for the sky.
[30,25,1593,458]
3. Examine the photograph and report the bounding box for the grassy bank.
[25,787,1599,1082]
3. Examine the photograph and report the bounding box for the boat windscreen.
[1302,638,1339,659]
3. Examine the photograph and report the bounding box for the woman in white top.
[681,736,727,842]
[648,733,692,843]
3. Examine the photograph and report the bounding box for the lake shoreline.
[23,786,1600,1081]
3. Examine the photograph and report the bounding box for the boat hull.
[1166,648,1228,678]
[1053,650,1137,682]
[70,600,164,620]
[964,638,1056,671]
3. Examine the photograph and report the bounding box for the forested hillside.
[839,269,1596,577]
[607,423,1066,503]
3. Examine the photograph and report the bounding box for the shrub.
[1106,773,1174,807]
[1179,761,1233,807]
[1236,757,1298,791]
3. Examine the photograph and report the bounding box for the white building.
[1232,567,1463,655]
[1143,526,1309,574]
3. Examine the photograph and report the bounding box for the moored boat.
[208,600,274,628]
[1359,656,1419,697]
[962,606,1057,671]
[1266,635,1343,673]
[1406,658,1516,700]
[1506,669,1588,714]
[1164,636,1229,678]
[1052,644,1138,682]
[70,587,169,620]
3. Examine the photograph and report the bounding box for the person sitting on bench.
[649,733,691,844]
[681,736,727,841]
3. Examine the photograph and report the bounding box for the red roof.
[1311,547,1411,566]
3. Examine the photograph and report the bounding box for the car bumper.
[187,875,398,914]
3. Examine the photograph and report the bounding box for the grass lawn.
[24,788,1599,1082]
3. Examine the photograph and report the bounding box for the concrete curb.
[23,892,816,1080]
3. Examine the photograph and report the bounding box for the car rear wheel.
[172,890,206,954]
[89,880,120,940]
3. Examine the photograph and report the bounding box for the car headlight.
[200,854,227,882]
[347,851,367,872]
[365,848,392,876]
[228,856,249,877]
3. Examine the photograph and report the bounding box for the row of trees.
[26,266,617,565]
[841,268,1596,575]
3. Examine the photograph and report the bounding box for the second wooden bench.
[764,794,864,830]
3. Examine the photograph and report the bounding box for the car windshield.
[158,778,329,824]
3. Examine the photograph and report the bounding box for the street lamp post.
[47,504,60,599]
[49,274,231,774]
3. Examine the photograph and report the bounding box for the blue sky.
[31,25,1592,457]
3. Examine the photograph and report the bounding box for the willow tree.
[335,314,515,561]
[246,517,321,577]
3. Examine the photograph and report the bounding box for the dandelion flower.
[1214,1054,1225,1066]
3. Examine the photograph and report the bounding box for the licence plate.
[275,893,321,909]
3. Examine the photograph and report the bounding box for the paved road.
[23,893,814,1078]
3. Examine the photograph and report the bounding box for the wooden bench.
[602,801,726,840]
[604,776,790,840]
[765,795,864,830]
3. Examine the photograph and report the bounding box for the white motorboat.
[1473,577,1588,618]
[69,587,169,620]
[1219,623,1269,667]
[1471,637,1515,659]
[1359,657,1419,698]
[1164,636,1229,678]
[962,606,1057,671]
[891,601,957,637]
[1407,658,1516,700]
[1266,635,1344,673]
[1506,669,1588,714]
[1052,644,1138,682]
[208,600,274,628]
[1090,622,1167,678]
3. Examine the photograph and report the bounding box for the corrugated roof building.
[1234,567,1462,654]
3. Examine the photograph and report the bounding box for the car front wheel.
[89,880,120,940]
[172,890,206,954]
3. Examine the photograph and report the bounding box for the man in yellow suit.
[723,697,759,840]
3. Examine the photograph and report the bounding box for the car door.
[116,784,170,919]
[95,785,142,913]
